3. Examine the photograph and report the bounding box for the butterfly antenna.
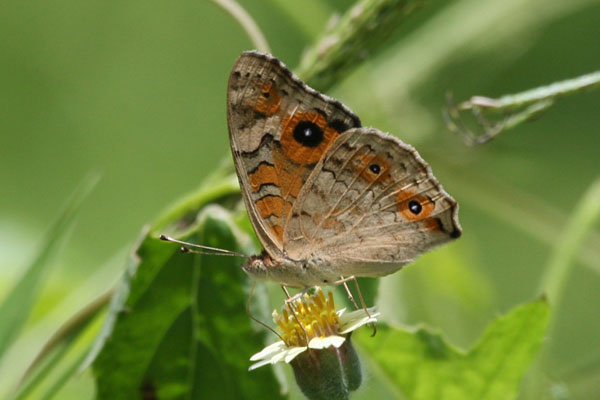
[159,235,249,259]
[246,281,284,340]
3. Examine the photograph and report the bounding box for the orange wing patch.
[257,109,349,243]
[280,111,339,165]
[396,190,435,221]
[270,224,284,242]
[255,195,285,218]
[421,217,442,231]
[249,163,279,192]
[270,110,343,202]
[254,82,281,116]
[272,150,305,199]
[351,153,392,184]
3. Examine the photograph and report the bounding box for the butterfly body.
[228,51,461,288]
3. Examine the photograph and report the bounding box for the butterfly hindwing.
[283,128,461,276]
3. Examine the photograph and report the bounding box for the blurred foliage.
[1,0,599,398]
[356,299,550,400]
[0,174,98,357]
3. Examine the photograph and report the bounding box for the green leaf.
[356,299,550,400]
[91,205,283,399]
[0,172,99,358]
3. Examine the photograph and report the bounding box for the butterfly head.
[243,252,270,282]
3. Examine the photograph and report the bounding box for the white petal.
[339,307,378,324]
[339,308,380,334]
[308,335,346,349]
[271,349,290,364]
[248,358,273,371]
[249,340,286,361]
[249,345,307,370]
[283,346,308,363]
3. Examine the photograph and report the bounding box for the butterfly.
[218,50,462,289]
[162,51,462,290]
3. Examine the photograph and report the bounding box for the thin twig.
[210,0,270,53]
[446,70,600,145]
[461,71,600,111]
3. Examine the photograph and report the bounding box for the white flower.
[249,288,379,370]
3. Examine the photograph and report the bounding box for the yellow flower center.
[273,289,340,347]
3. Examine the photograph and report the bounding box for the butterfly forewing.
[227,51,361,256]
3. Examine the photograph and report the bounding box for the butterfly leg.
[282,285,311,343]
[282,286,311,304]
[340,280,361,311]
[331,275,361,310]
[334,276,377,337]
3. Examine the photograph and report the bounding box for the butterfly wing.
[283,127,461,277]
[227,51,361,257]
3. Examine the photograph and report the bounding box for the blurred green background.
[1,0,599,398]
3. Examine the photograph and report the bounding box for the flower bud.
[290,334,361,400]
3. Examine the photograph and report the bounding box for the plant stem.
[210,0,271,53]
[296,0,424,91]
[540,178,600,311]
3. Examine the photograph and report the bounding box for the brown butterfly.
[222,51,461,288]
[163,51,460,292]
